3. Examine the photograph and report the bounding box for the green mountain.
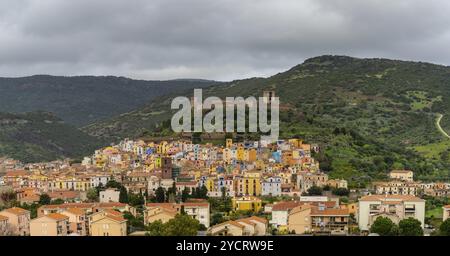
[84,55,450,185]
[0,111,104,163]
[0,75,219,126]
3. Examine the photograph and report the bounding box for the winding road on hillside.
[435,114,450,139]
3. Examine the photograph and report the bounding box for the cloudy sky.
[1,0,450,81]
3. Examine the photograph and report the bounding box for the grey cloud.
[0,0,450,80]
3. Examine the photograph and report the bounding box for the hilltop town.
[0,137,450,236]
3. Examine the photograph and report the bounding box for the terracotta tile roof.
[48,191,79,199]
[289,205,313,215]
[103,209,123,216]
[237,219,256,226]
[148,207,178,216]
[182,202,209,208]
[1,207,29,215]
[94,214,126,223]
[213,220,245,229]
[63,208,86,215]
[19,195,40,202]
[40,203,95,209]
[0,215,8,221]
[146,203,177,210]
[4,170,29,177]
[359,195,424,202]
[271,201,302,211]
[444,205,450,209]
[97,202,127,208]
[244,216,268,224]
[46,213,69,221]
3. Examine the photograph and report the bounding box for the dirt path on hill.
[435,114,450,139]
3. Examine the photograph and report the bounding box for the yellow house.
[144,207,177,225]
[90,210,127,236]
[0,207,30,236]
[289,138,302,148]
[236,147,245,161]
[237,172,261,196]
[155,157,162,168]
[247,148,257,162]
[226,138,233,148]
[90,215,127,236]
[223,148,232,164]
[287,205,312,234]
[208,220,244,236]
[205,177,216,192]
[232,197,262,212]
[30,213,69,236]
[341,203,358,215]
[157,141,169,154]
[255,160,266,171]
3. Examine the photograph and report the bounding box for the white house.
[262,177,281,196]
[358,195,425,231]
[99,188,120,203]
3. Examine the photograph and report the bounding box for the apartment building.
[287,204,349,235]
[261,176,282,196]
[389,170,414,182]
[373,181,420,196]
[0,207,30,236]
[145,201,210,228]
[358,195,425,231]
[90,210,127,236]
[61,208,88,236]
[99,188,120,203]
[30,213,70,236]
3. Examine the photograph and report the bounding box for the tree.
[307,186,323,196]
[332,187,350,196]
[39,194,51,205]
[194,185,208,199]
[155,187,166,203]
[0,191,17,208]
[51,199,65,205]
[128,193,145,207]
[164,214,200,236]
[370,217,398,236]
[146,220,165,236]
[439,219,450,236]
[87,188,99,202]
[119,186,129,203]
[145,214,200,236]
[211,212,224,225]
[123,211,145,233]
[398,218,423,236]
[181,187,190,202]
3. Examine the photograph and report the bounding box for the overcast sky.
[1,0,450,81]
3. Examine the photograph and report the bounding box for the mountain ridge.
[0,75,220,126]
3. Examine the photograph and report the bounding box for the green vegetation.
[0,111,104,163]
[145,214,201,236]
[439,219,450,236]
[370,216,399,236]
[0,75,218,126]
[398,218,424,236]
